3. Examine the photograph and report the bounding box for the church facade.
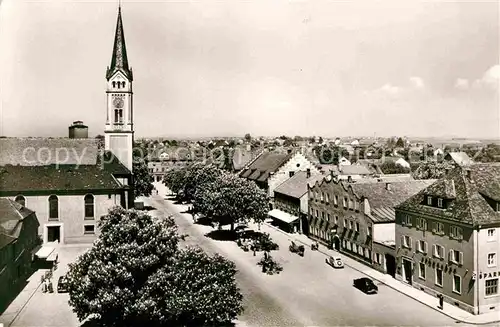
[0,7,135,244]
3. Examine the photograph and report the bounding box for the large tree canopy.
[66,207,243,327]
[411,161,456,180]
[133,157,154,198]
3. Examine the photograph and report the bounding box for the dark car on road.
[57,275,68,293]
[353,277,378,294]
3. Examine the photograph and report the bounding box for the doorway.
[47,226,61,243]
[333,236,341,250]
[385,254,396,278]
[402,258,413,284]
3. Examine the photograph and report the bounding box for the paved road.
[149,196,476,327]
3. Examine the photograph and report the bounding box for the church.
[0,7,135,245]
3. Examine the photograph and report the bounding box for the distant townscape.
[1,3,499,327]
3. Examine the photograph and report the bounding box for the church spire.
[106,5,133,81]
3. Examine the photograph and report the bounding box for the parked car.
[353,277,378,294]
[289,241,305,256]
[325,255,344,268]
[57,275,68,293]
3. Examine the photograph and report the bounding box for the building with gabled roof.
[239,150,294,190]
[395,163,500,315]
[0,198,40,310]
[444,151,473,167]
[307,174,434,276]
[0,6,135,245]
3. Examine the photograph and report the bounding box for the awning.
[268,209,299,224]
[35,246,55,259]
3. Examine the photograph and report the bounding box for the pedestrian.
[438,294,444,309]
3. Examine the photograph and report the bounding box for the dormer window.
[437,198,443,208]
[427,196,433,206]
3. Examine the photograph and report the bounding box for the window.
[355,222,360,232]
[402,235,412,248]
[325,193,329,203]
[327,213,330,222]
[437,198,443,208]
[449,249,463,265]
[122,81,126,88]
[488,253,497,267]
[427,196,433,205]
[334,216,339,225]
[402,215,412,226]
[418,240,428,253]
[433,222,444,235]
[353,243,358,253]
[320,192,324,202]
[417,218,427,230]
[343,197,348,208]
[367,226,372,237]
[450,226,463,240]
[114,109,123,123]
[322,211,325,220]
[349,199,354,210]
[488,229,496,242]
[84,194,94,219]
[434,244,444,259]
[486,279,499,296]
[453,275,461,294]
[48,195,58,219]
[344,218,347,228]
[419,262,426,280]
[497,203,500,212]
[435,268,443,286]
[349,220,354,230]
[14,195,25,207]
[84,225,95,234]
[354,201,359,211]
[112,81,116,88]
[334,195,338,206]
[375,253,381,264]
[315,210,318,218]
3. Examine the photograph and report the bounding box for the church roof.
[106,7,133,81]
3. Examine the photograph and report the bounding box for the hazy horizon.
[0,0,498,139]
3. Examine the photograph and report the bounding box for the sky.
[0,0,498,139]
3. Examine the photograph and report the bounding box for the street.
[149,196,476,327]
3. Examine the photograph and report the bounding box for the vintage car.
[289,241,305,256]
[57,275,69,293]
[325,255,344,268]
[353,277,378,294]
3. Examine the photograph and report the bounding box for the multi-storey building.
[271,169,324,233]
[395,163,500,314]
[308,175,433,274]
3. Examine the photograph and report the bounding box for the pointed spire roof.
[106,6,133,81]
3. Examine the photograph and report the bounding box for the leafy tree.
[283,138,295,147]
[395,137,405,148]
[133,158,154,198]
[293,136,303,142]
[65,207,243,327]
[411,161,456,180]
[182,163,224,202]
[244,133,252,142]
[163,167,188,196]
[193,172,268,230]
[379,161,411,174]
[474,144,500,162]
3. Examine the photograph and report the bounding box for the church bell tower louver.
[105,5,134,172]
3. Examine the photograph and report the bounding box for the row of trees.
[66,208,244,327]
[163,163,269,231]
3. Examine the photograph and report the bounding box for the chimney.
[306,168,311,178]
[386,182,391,191]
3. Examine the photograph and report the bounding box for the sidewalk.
[259,222,500,325]
[0,269,48,327]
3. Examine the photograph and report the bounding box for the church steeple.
[106,5,133,81]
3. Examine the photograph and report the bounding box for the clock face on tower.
[113,97,124,108]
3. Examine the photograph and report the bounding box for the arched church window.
[112,81,116,88]
[117,82,121,89]
[122,81,126,88]
[114,109,123,123]
[15,195,26,207]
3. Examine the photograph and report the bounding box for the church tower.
[105,5,134,172]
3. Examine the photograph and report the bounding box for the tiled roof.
[445,152,473,166]
[0,198,38,249]
[0,164,123,193]
[0,138,99,166]
[338,165,372,175]
[239,151,293,182]
[274,171,324,199]
[232,148,257,171]
[396,163,500,226]
[350,180,435,222]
